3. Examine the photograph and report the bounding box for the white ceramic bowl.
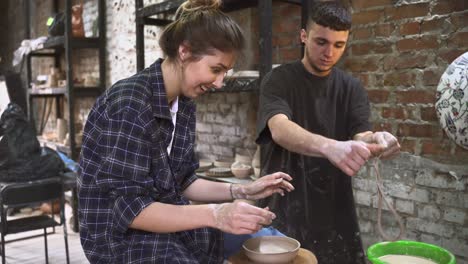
[231,166,252,179]
[242,236,301,264]
[214,158,234,168]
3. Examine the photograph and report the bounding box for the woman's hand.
[210,200,275,234]
[231,172,294,200]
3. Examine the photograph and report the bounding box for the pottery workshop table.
[228,248,318,264]
[196,172,253,185]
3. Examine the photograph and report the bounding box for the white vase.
[252,145,261,168]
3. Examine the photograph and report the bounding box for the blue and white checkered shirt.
[78,59,223,263]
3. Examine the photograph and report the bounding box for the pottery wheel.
[228,248,318,264]
[205,167,233,177]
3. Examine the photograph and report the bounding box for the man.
[255,1,400,263]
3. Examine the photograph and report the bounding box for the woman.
[77,0,293,263]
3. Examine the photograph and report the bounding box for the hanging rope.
[369,157,406,241]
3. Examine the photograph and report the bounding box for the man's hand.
[321,140,373,176]
[358,131,400,159]
[231,172,294,200]
[210,200,275,234]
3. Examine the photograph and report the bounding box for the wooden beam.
[137,0,184,18]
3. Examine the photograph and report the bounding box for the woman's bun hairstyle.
[159,0,244,61]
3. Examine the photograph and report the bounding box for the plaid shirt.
[78,59,223,264]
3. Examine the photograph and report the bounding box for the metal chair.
[0,177,70,264]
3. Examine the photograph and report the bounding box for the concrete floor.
[3,204,88,264]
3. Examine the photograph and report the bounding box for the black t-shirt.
[256,61,371,264]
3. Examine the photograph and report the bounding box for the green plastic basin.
[367,240,456,264]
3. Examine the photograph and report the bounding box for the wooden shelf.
[74,86,102,97]
[29,87,67,96]
[136,0,258,25]
[137,0,184,18]
[212,77,259,93]
[30,36,100,53]
[29,87,102,97]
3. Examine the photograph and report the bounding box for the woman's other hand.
[231,172,294,200]
[210,200,275,234]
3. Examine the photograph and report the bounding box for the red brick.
[367,90,390,103]
[353,28,373,40]
[395,90,435,104]
[400,139,416,153]
[280,47,301,62]
[344,57,379,72]
[272,17,283,31]
[438,49,466,64]
[353,10,383,25]
[272,2,285,17]
[375,23,394,37]
[384,53,429,70]
[382,107,406,119]
[277,19,301,34]
[273,34,299,47]
[385,3,430,20]
[372,122,393,132]
[399,22,420,35]
[454,144,468,155]
[250,17,259,32]
[351,41,393,55]
[421,18,448,33]
[383,57,397,71]
[272,36,279,46]
[421,139,452,156]
[355,74,370,87]
[396,54,429,69]
[451,13,468,29]
[278,3,301,18]
[351,0,393,10]
[397,123,436,138]
[396,36,439,52]
[420,106,438,122]
[432,0,466,15]
[383,72,416,86]
[449,31,468,47]
[422,70,442,86]
[407,106,420,120]
[373,74,385,86]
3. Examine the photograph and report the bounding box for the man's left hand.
[367,131,400,159]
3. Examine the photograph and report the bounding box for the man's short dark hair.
[307,1,352,31]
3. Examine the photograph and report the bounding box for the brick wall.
[195,92,258,160]
[355,153,467,262]
[344,0,468,164]
[345,1,468,262]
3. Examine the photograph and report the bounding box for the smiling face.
[300,23,349,77]
[180,48,236,99]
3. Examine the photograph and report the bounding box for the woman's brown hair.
[159,0,245,61]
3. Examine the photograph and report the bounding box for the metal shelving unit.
[25,0,106,234]
[26,0,106,161]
